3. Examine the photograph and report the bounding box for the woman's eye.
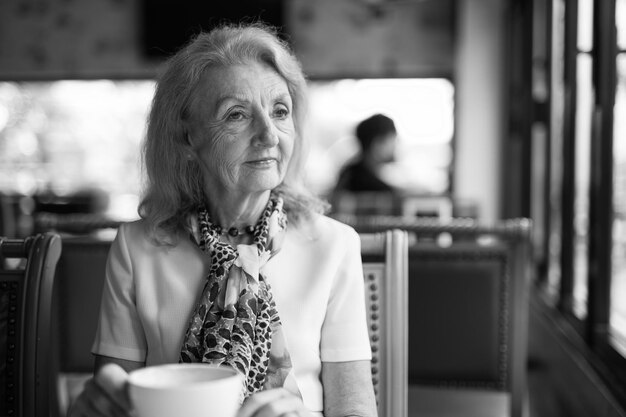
[274,106,290,118]
[226,111,245,121]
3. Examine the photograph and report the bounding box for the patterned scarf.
[180,196,300,400]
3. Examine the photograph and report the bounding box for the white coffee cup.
[128,363,243,417]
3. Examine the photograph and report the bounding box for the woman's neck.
[205,190,271,231]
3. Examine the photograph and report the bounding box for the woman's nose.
[252,114,279,147]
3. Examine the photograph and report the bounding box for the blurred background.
[0,0,478,229]
[0,0,625,415]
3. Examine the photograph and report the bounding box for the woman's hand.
[237,388,312,417]
[68,363,134,417]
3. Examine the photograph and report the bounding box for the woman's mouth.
[245,158,277,167]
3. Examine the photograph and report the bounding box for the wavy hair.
[139,23,327,244]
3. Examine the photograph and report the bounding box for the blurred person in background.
[333,114,398,194]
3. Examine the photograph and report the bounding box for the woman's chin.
[237,177,283,195]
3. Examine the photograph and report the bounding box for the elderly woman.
[69,23,377,417]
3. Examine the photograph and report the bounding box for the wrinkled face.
[184,62,295,196]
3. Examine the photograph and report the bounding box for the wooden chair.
[51,230,409,417]
[407,241,530,417]
[359,229,409,417]
[333,214,530,240]
[0,233,62,417]
[347,216,532,417]
[406,219,531,417]
[52,229,409,417]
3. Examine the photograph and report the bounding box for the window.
[546,0,566,298]
[541,0,626,405]
[0,80,154,221]
[611,0,626,357]
[0,78,455,226]
[572,0,594,319]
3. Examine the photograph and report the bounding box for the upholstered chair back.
[360,229,409,417]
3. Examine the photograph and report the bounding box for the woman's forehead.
[190,63,291,108]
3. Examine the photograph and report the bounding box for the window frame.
[541,0,626,405]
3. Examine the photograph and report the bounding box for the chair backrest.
[0,233,62,417]
[53,236,112,373]
[333,214,529,239]
[51,230,409,416]
[359,229,409,417]
[349,216,531,417]
[409,243,512,385]
[404,219,531,417]
[51,235,113,416]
